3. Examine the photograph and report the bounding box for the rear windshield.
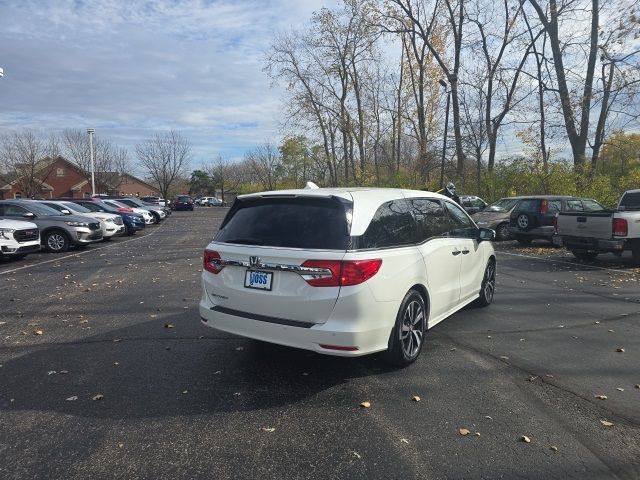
[216,196,351,250]
[619,192,640,210]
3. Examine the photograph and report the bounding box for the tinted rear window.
[216,196,351,250]
[619,192,640,210]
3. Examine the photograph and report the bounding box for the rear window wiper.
[223,238,265,245]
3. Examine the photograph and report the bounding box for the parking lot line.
[0,222,165,276]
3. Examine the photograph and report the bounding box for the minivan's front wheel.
[386,290,426,367]
[44,230,70,253]
[476,260,496,307]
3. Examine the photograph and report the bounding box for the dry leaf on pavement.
[412,395,421,402]
[550,446,558,452]
[521,435,531,443]
[33,330,43,335]
[260,427,276,432]
[92,394,104,401]
[66,396,78,401]
[595,395,608,400]
[459,428,470,436]
[600,420,614,427]
[616,348,625,353]
[360,401,371,408]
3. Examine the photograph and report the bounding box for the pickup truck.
[554,189,640,263]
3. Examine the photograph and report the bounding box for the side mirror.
[22,212,36,219]
[61,209,72,215]
[478,227,495,242]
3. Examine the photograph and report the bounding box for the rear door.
[203,195,351,325]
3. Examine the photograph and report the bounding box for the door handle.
[451,250,461,256]
[461,249,470,254]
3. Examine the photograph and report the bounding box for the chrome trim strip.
[211,258,333,277]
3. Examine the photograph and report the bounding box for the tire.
[495,223,511,241]
[570,249,598,260]
[516,213,532,230]
[516,236,532,245]
[151,212,160,224]
[44,230,70,253]
[476,260,496,307]
[386,290,427,367]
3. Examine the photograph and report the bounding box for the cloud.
[0,0,330,165]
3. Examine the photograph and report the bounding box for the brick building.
[0,157,158,199]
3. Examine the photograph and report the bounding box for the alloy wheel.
[483,262,496,303]
[47,233,66,251]
[400,300,425,358]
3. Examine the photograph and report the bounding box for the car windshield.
[485,198,518,212]
[22,202,63,216]
[120,198,145,207]
[106,200,129,208]
[216,196,351,250]
[62,201,91,213]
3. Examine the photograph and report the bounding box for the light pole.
[87,128,96,196]
[439,79,451,189]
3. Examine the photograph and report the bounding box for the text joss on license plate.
[244,270,273,291]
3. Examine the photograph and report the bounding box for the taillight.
[301,259,382,287]
[540,199,548,215]
[203,249,222,274]
[117,207,133,213]
[613,218,628,237]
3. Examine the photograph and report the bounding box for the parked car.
[201,197,224,207]
[555,190,640,263]
[101,199,155,225]
[62,198,146,236]
[39,200,125,240]
[200,188,496,366]
[508,195,590,245]
[140,196,167,207]
[0,199,102,252]
[107,197,166,223]
[173,195,194,211]
[0,218,40,259]
[472,197,519,241]
[459,195,488,215]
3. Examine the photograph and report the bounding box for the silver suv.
[0,200,103,252]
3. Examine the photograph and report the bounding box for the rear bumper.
[556,235,627,251]
[198,283,397,357]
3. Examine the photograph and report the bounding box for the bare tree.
[525,0,640,168]
[245,143,282,191]
[0,131,59,198]
[135,131,191,201]
[62,129,131,191]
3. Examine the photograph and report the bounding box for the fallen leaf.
[400,438,409,444]
[550,446,558,452]
[594,321,600,324]
[182,390,188,394]
[600,420,614,427]
[47,371,57,375]
[235,346,244,351]
[360,401,371,408]
[260,427,275,433]
[164,323,174,329]
[528,376,538,382]
[616,348,625,353]
[499,355,509,360]
[474,432,481,436]
[352,451,361,459]
[616,388,624,392]
[484,416,493,420]
[521,435,531,443]
[635,385,640,389]
[113,338,122,343]
[92,394,104,401]
[459,428,470,436]
[118,443,124,448]
[412,395,421,402]
[595,395,608,400]
[66,396,78,401]
[33,329,43,336]
[60,370,68,374]
[214,370,222,375]
[113,362,119,366]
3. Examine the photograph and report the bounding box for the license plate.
[244,270,273,291]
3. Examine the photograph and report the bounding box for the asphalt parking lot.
[1,208,639,480]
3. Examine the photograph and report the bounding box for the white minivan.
[200,188,496,366]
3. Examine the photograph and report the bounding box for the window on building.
[56,168,65,177]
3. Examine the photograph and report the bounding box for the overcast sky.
[0,0,334,169]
